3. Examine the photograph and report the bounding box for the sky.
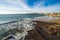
[0,0,60,14]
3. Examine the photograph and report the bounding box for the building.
[46,13,60,17]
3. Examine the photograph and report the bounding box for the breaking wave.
[0,18,35,40]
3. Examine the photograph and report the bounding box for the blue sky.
[26,0,60,6]
[0,0,60,14]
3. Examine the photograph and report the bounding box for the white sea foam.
[0,18,35,40]
[0,16,60,40]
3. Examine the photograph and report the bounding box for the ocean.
[0,13,45,39]
[0,14,45,24]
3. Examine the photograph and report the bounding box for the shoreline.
[0,16,60,40]
[25,20,60,40]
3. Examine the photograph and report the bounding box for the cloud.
[33,3,60,13]
[22,0,60,13]
[31,0,60,13]
[0,0,34,14]
[0,0,60,14]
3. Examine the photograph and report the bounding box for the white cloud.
[0,0,60,14]
[0,0,34,14]
[21,0,60,13]
[32,2,60,13]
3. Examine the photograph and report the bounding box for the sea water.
[0,14,45,24]
[0,13,45,40]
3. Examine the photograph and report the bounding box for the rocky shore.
[25,20,60,40]
[0,17,60,40]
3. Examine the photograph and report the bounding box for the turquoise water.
[0,14,45,24]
